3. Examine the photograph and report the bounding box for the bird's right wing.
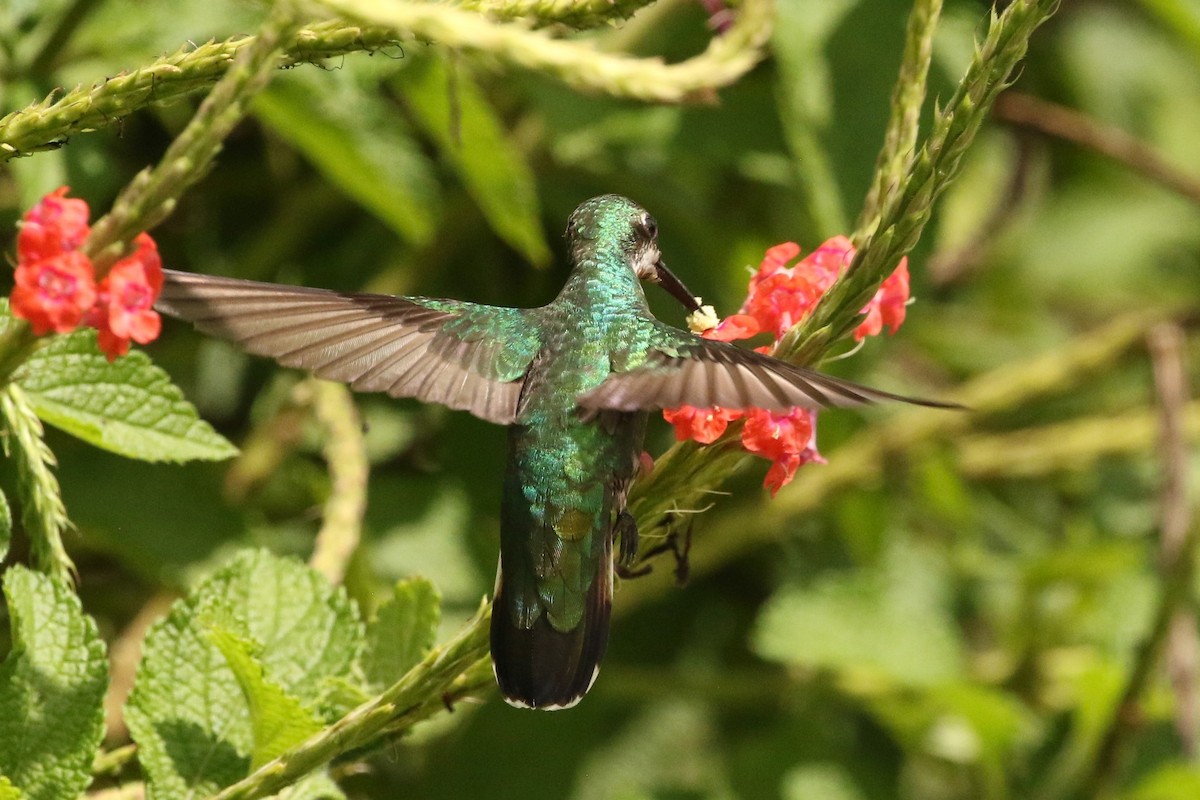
[579,321,956,413]
[157,269,543,425]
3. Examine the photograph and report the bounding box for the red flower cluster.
[10,188,163,361]
[664,237,911,496]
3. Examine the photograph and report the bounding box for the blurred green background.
[3,0,1200,797]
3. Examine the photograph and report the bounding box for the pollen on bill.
[685,302,720,334]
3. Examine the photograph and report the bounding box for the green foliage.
[752,540,964,689]
[0,567,107,800]
[0,0,1198,798]
[125,550,362,798]
[209,627,325,770]
[363,577,441,689]
[0,776,24,800]
[16,323,238,463]
[0,488,10,563]
[402,56,551,267]
[254,64,439,247]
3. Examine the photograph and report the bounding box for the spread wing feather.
[579,323,955,413]
[156,269,542,425]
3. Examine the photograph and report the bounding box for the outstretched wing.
[578,322,955,413]
[156,269,542,425]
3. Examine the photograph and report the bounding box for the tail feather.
[491,554,612,710]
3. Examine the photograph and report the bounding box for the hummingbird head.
[566,195,702,313]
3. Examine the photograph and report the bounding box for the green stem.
[781,0,1060,364]
[0,319,38,387]
[0,383,75,582]
[454,0,654,28]
[317,0,773,102]
[81,2,304,272]
[854,0,943,239]
[307,380,369,586]
[210,603,493,800]
[623,311,1166,605]
[1069,324,1197,799]
[0,21,404,162]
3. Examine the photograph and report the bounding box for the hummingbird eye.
[637,214,658,241]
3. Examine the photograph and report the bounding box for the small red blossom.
[663,404,744,444]
[11,252,98,334]
[741,408,825,496]
[89,233,164,361]
[17,187,91,262]
[702,313,760,342]
[663,237,913,496]
[8,187,164,360]
[853,257,909,341]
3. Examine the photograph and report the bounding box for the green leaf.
[782,764,866,800]
[401,56,550,267]
[574,700,735,800]
[0,489,10,564]
[126,549,364,799]
[772,0,859,236]
[752,540,964,689]
[363,577,441,690]
[1126,765,1200,800]
[209,627,324,770]
[254,64,438,246]
[0,566,108,800]
[279,769,346,800]
[15,326,238,462]
[0,775,25,800]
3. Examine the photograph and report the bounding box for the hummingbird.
[156,194,951,710]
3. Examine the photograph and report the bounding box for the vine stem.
[854,0,943,238]
[81,1,305,273]
[306,380,369,586]
[316,0,773,102]
[1071,324,1196,799]
[210,602,493,800]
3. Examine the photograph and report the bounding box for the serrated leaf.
[126,550,363,799]
[14,325,238,462]
[401,57,550,267]
[0,566,108,800]
[254,65,438,246]
[752,540,964,689]
[363,577,441,690]
[0,489,10,564]
[209,627,324,770]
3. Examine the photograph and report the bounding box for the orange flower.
[17,187,91,262]
[9,188,165,360]
[663,405,744,444]
[663,238,912,495]
[11,252,97,334]
[89,234,164,361]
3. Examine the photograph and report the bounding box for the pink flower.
[740,409,825,496]
[663,405,744,444]
[17,187,91,262]
[11,251,98,334]
[8,188,165,360]
[662,238,912,496]
[89,233,164,361]
[853,258,909,340]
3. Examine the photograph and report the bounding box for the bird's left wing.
[157,269,543,425]
[578,321,953,413]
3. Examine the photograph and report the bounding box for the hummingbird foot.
[617,521,694,585]
[615,510,639,567]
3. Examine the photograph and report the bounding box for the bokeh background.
[3,0,1200,797]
